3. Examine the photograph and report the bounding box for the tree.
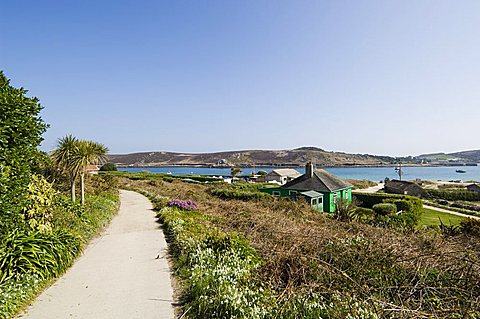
[52,136,108,204]
[76,140,108,204]
[0,71,48,229]
[52,135,80,203]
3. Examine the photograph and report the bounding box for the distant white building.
[257,169,301,185]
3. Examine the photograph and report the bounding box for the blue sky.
[2,1,479,156]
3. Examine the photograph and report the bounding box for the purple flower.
[168,199,198,211]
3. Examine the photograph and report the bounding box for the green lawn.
[419,208,466,226]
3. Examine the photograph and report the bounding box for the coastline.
[116,163,478,169]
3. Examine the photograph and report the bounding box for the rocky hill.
[108,147,397,167]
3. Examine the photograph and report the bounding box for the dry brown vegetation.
[122,178,480,318]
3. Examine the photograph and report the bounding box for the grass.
[419,208,466,226]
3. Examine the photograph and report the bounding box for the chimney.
[306,162,314,178]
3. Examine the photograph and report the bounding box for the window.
[312,198,317,205]
[345,190,349,199]
[272,191,281,197]
[333,192,337,203]
[289,190,297,195]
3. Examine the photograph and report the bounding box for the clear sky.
[2,0,479,156]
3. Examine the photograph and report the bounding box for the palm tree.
[75,140,108,204]
[52,135,109,204]
[52,135,80,202]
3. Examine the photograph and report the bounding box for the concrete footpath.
[18,190,175,319]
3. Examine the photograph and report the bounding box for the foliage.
[351,207,376,222]
[103,170,222,183]
[257,170,267,176]
[210,188,268,201]
[0,187,119,318]
[345,179,377,190]
[0,72,48,230]
[51,135,79,202]
[22,175,57,233]
[51,135,109,204]
[168,199,198,211]
[84,174,119,196]
[153,200,272,318]
[372,203,397,216]
[354,192,422,211]
[0,273,42,319]
[99,162,117,171]
[460,219,480,237]
[333,199,356,221]
[0,229,80,283]
[426,189,480,201]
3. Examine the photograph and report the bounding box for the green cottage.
[261,162,353,212]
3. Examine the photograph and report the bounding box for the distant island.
[107,147,480,168]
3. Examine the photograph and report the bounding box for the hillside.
[418,149,480,162]
[108,147,397,167]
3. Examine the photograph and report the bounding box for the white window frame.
[272,191,281,197]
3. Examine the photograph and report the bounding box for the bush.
[0,229,81,283]
[99,162,117,171]
[351,207,376,222]
[168,199,198,211]
[390,199,413,213]
[426,189,480,201]
[22,175,57,233]
[460,219,480,237]
[372,203,397,216]
[354,192,422,210]
[0,72,48,230]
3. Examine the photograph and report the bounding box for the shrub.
[0,229,81,283]
[168,199,198,211]
[390,199,413,213]
[333,199,356,221]
[22,175,57,233]
[351,207,376,222]
[426,189,480,201]
[354,192,422,210]
[99,162,117,171]
[372,203,397,216]
[460,219,480,237]
[0,72,48,230]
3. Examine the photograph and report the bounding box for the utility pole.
[395,162,403,180]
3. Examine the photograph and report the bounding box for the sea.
[120,165,480,182]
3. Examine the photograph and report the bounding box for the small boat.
[455,169,466,173]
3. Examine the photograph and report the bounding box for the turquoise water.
[120,165,480,182]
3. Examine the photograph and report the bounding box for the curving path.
[18,190,175,319]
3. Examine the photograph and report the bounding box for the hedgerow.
[426,189,480,201]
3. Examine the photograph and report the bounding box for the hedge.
[426,189,480,201]
[353,193,422,211]
[372,203,397,216]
